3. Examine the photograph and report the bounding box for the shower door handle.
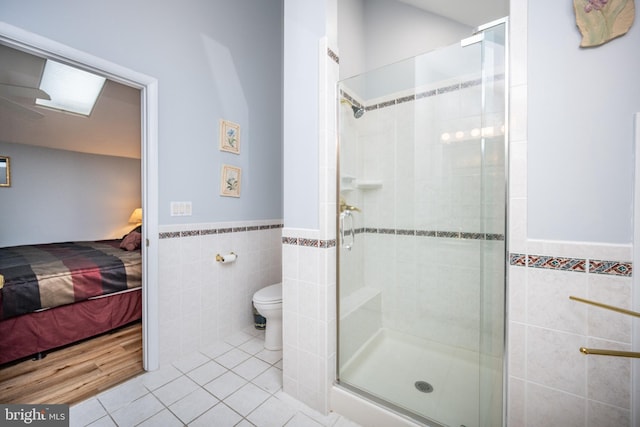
[340,210,355,251]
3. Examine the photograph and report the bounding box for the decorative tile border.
[282,236,298,245]
[319,240,335,249]
[327,47,339,65]
[461,78,483,89]
[280,232,633,277]
[589,259,633,276]
[437,83,460,94]
[415,89,437,100]
[177,223,633,277]
[159,231,181,239]
[509,253,632,277]
[341,91,363,110]
[282,237,337,248]
[159,223,283,239]
[396,95,414,104]
[510,253,527,267]
[341,74,505,114]
[354,227,504,242]
[528,255,586,272]
[299,238,320,247]
[281,227,504,249]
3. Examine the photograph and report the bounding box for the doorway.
[0,22,159,371]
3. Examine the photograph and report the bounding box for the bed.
[0,233,142,365]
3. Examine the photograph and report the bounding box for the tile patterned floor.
[70,327,360,427]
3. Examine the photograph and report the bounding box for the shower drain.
[414,380,434,393]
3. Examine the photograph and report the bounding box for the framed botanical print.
[220,164,241,197]
[219,119,240,154]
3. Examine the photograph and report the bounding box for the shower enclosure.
[337,21,507,427]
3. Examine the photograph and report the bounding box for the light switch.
[170,201,192,216]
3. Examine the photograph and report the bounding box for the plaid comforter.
[0,240,142,320]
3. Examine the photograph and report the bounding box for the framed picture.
[219,119,240,154]
[220,164,241,197]
[0,156,10,187]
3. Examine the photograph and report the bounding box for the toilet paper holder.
[216,252,237,263]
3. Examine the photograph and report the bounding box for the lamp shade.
[128,208,143,224]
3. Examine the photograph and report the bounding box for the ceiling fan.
[0,83,50,119]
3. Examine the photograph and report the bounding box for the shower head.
[340,98,365,119]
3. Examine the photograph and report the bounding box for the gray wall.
[362,0,472,73]
[338,0,366,80]
[255,0,472,231]
[339,0,640,245]
[0,142,140,246]
[338,0,473,80]
[283,0,326,229]
[0,0,283,231]
[528,0,640,244]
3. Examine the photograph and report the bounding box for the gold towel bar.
[571,297,640,358]
[579,347,640,358]
[569,295,640,318]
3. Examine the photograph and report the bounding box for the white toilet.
[252,283,283,350]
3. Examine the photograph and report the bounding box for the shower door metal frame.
[335,17,509,427]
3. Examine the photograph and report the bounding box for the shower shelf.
[340,287,381,320]
[355,180,382,190]
[341,175,356,191]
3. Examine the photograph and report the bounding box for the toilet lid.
[254,283,282,303]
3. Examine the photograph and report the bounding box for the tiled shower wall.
[339,69,506,356]
[157,220,283,365]
[345,81,506,236]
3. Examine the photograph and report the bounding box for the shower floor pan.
[340,328,501,427]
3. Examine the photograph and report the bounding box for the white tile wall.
[507,1,634,424]
[282,234,338,414]
[507,245,634,425]
[157,221,282,365]
[282,37,340,415]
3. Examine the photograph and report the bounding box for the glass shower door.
[337,21,506,427]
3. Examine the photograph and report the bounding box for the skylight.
[36,60,106,116]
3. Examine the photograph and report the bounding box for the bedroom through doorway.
[0,22,159,401]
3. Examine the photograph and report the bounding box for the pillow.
[120,230,142,251]
[120,225,142,242]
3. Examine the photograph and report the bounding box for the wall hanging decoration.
[574,0,635,47]
[219,119,241,154]
[220,164,241,197]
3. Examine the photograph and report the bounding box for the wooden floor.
[0,322,143,405]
